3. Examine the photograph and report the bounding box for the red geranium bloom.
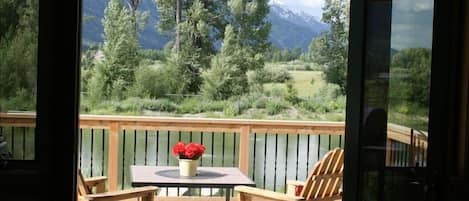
[172,142,205,160]
[172,142,186,157]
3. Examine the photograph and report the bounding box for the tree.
[228,0,271,53]
[89,0,139,100]
[390,48,431,108]
[0,0,38,111]
[155,0,226,52]
[155,0,181,50]
[202,25,263,100]
[308,0,349,93]
[124,0,149,36]
[0,0,22,40]
[160,0,214,94]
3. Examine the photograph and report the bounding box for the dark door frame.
[0,1,81,201]
[345,0,466,201]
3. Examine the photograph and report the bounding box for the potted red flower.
[172,142,205,177]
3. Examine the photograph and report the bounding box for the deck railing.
[0,112,427,196]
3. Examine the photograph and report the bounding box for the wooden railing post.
[239,126,251,175]
[108,122,119,191]
[386,139,392,166]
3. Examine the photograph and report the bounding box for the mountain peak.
[267,3,329,50]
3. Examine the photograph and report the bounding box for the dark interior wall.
[463,0,469,186]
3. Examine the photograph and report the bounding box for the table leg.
[225,188,231,201]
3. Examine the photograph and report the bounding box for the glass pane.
[0,0,38,161]
[387,0,434,168]
[358,0,434,200]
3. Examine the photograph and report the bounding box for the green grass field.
[264,70,325,98]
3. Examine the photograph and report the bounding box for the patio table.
[130,165,256,201]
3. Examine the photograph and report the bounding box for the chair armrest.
[84,186,159,201]
[286,180,305,196]
[84,176,107,193]
[287,180,305,186]
[235,186,303,201]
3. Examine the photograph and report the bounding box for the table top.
[130,166,256,188]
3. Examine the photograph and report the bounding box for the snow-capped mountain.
[268,4,329,50]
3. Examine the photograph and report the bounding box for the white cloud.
[270,0,325,17]
[300,0,324,8]
[393,0,433,12]
[269,0,286,5]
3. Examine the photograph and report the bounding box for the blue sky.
[270,0,325,19]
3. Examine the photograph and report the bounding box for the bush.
[128,65,168,99]
[177,98,205,114]
[201,56,247,100]
[253,96,268,108]
[222,96,253,117]
[251,67,292,84]
[285,82,300,104]
[266,67,292,83]
[247,70,265,93]
[141,99,177,112]
[266,99,288,115]
[0,88,35,111]
[298,84,345,113]
[264,85,287,97]
[202,100,228,112]
[223,104,240,117]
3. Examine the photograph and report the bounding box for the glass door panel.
[355,0,434,200]
[0,0,38,165]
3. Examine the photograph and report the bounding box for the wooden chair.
[77,170,159,201]
[235,148,344,201]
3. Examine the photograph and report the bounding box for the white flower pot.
[179,159,198,177]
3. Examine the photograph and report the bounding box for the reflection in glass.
[0,0,38,161]
[386,0,433,168]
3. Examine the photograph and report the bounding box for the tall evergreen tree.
[89,0,139,100]
[228,0,271,53]
[308,0,349,93]
[164,0,214,94]
[155,0,227,51]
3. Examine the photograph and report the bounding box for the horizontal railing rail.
[0,112,427,194]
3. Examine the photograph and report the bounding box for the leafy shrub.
[266,99,288,115]
[251,67,292,84]
[201,56,247,100]
[202,100,228,112]
[0,88,35,111]
[128,65,168,99]
[119,98,145,112]
[299,84,345,113]
[247,70,265,93]
[264,85,287,97]
[222,96,253,117]
[177,98,205,114]
[223,104,240,117]
[266,67,292,83]
[141,99,177,112]
[253,96,268,109]
[285,82,300,104]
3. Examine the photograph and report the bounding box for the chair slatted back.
[300,148,344,200]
